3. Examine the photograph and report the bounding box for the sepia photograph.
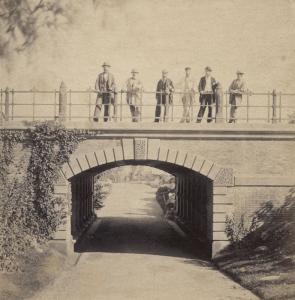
[0,0,295,299]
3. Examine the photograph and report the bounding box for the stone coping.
[2,122,295,140]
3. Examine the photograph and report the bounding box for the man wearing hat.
[126,69,144,122]
[196,66,218,123]
[155,70,174,122]
[177,67,196,123]
[228,70,247,123]
[93,62,117,122]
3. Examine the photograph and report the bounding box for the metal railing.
[1,85,295,124]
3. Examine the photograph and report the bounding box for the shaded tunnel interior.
[69,160,214,257]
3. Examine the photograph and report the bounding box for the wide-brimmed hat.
[205,66,212,72]
[236,70,244,75]
[162,69,168,74]
[131,69,139,73]
[102,62,111,67]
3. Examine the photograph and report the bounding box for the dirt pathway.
[32,183,259,300]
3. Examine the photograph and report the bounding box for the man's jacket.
[95,73,116,93]
[198,76,218,103]
[156,78,174,104]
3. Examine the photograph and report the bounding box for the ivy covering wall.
[0,122,81,271]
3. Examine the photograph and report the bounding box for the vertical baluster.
[272,89,277,124]
[225,91,228,122]
[215,83,223,123]
[246,92,249,123]
[140,91,143,122]
[279,92,282,123]
[267,91,270,123]
[54,89,57,120]
[0,89,2,124]
[190,92,194,122]
[11,89,14,121]
[32,87,36,121]
[120,90,123,122]
[59,82,67,122]
[4,87,9,121]
[171,94,174,122]
[69,89,72,121]
[88,87,91,121]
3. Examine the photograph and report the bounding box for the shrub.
[225,213,254,248]
[225,191,295,253]
[93,178,112,210]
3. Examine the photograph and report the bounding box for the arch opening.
[69,161,214,258]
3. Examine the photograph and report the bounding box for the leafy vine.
[0,121,82,271]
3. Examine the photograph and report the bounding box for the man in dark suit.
[154,70,174,122]
[93,62,117,122]
[196,66,218,123]
[228,70,247,123]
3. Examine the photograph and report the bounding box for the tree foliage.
[0,0,72,56]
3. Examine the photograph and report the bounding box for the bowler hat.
[185,67,191,70]
[102,62,111,67]
[131,69,139,73]
[205,66,212,72]
[236,70,244,75]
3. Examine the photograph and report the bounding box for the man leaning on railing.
[176,67,196,123]
[228,70,247,123]
[93,62,117,122]
[154,70,174,122]
[125,69,144,122]
[196,66,218,123]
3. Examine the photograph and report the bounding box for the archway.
[54,138,234,258]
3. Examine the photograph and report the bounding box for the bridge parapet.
[1,84,295,123]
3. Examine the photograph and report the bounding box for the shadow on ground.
[75,216,209,263]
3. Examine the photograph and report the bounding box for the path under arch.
[37,182,258,300]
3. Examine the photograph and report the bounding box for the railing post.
[0,89,2,125]
[215,83,224,123]
[32,86,36,121]
[272,89,277,124]
[4,87,10,121]
[58,81,67,122]
[88,86,92,122]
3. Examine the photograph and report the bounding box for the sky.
[1,0,295,93]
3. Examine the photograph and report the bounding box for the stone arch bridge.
[48,123,295,258]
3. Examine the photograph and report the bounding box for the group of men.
[93,62,247,123]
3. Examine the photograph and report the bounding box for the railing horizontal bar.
[9,115,288,121]
[3,89,295,95]
[8,116,56,118]
[9,103,55,106]
[10,91,58,94]
[8,102,295,109]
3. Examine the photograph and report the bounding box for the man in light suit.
[177,67,196,123]
[154,70,174,122]
[228,70,247,123]
[93,62,117,122]
[196,66,218,123]
[126,69,143,122]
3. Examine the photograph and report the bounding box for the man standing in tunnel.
[196,66,218,123]
[154,70,175,122]
[93,62,117,122]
